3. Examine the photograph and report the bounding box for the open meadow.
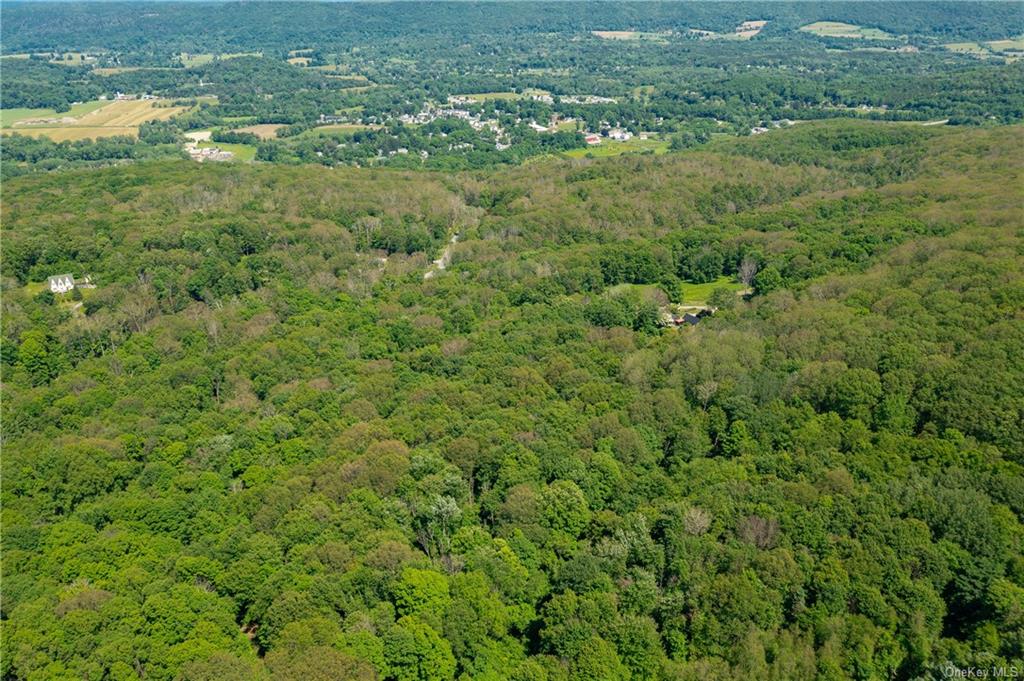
[800,21,896,40]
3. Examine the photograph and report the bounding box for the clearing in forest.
[800,22,896,40]
[592,30,672,42]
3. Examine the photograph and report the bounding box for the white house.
[609,128,633,141]
[48,274,75,294]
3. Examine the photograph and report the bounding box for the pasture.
[800,22,896,40]
[3,99,190,141]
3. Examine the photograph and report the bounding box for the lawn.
[799,22,896,40]
[562,136,669,159]
[679,276,748,305]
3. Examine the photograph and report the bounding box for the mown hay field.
[3,99,190,141]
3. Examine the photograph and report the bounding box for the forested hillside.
[2,121,1022,680]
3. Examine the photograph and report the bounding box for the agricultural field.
[562,135,670,158]
[942,37,1024,58]
[0,100,109,128]
[231,123,281,139]
[3,99,189,141]
[800,21,896,40]
[986,36,1024,52]
[733,20,768,39]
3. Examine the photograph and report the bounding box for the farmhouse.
[585,133,602,145]
[608,128,633,141]
[48,274,75,294]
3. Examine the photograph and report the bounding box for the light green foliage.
[384,616,457,681]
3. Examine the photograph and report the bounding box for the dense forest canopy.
[1,2,1023,681]
[3,119,1022,681]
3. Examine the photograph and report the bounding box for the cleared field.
[454,89,550,102]
[179,52,260,67]
[562,136,669,159]
[287,57,311,66]
[1,100,109,128]
[231,124,282,139]
[592,30,672,42]
[49,52,98,65]
[800,22,895,40]
[306,123,379,135]
[93,66,175,76]
[734,20,768,39]
[944,42,991,56]
[4,99,189,141]
[986,37,1024,52]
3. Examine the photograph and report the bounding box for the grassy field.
[93,66,175,76]
[943,42,992,57]
[304,123,380,136]
[49,52,97,65]
[679,276,748,305]
[986,36,1024,52]
[800,22,895,40]
[179,52,260,67]
[196,141,257,161]
[455,89,549,102]
[562,136,670,159]
[1,100,109,128]
[592,30,672,42]
[3,99,189,141]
